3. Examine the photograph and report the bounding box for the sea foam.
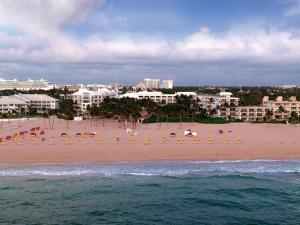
[0,160,299,177]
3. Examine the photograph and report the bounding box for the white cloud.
[0,0,105,33]
[0,0,300,84]
[284,0,300,16]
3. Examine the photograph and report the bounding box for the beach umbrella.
[40,130,45,135]
[6,136,11,140]
[30,128,35,132]
[36,127,40,130]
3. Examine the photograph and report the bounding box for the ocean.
[0,160,300,225]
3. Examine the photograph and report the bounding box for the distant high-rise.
[160,80,173,89]
[143,78,160,89]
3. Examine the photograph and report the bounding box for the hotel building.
[119,91,197,104]
[0,94,58,115]
[0,96,28,115]
[15,94,59,113]
[143,79,160,89]
[64,88,118,112]
[160,80,173,89]
[262,96,300,121]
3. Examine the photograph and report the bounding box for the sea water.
[0,160,300,225]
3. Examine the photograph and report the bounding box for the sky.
[0,0,300,86]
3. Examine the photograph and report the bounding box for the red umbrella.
[36,127,40,130]
[30,128,35,132]
[6,136,11,140]
[40,130,45,135]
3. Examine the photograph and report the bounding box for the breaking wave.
[0,160,300,177]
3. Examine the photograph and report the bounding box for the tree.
[58,99,76,129]
[289,112,299,124]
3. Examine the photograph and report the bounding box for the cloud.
[0,0,300,85]
[284,0,300,16]
[0,0,105,33]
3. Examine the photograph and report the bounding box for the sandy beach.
[0,118,299,164]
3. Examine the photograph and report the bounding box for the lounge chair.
[160,137,167,144]
[176,136,185,144]
[112,137,120,144]
[222,136,229,144]
[236,136,243,144]
[192,136,200,144]
[206,136,214,144]
[128,135,136,144]
[144,137,151,145]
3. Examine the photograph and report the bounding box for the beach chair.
[128,135,136,144]
[79,136,88,145]
[63,136,72,145]
[222,136,229,144]
[48,136,56,145]
[144,137,151,145]
[94,135,103,143]
[206,136,214,144]
[112,137,120,144]
[176,136,185,144]
[0,138,7,145]
[33,136,40,145]
[192,136,200,144]
[236,136,243,144]
[13,136,23,145]
[160,137,167,144]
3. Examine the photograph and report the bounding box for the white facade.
[70,88,118,112]
[160,80,173,89]
[15,94,59,113]
[0,96,28,115]
[119,91,197,104]
[0,77,54,90]
[144,79,160,89]
[0,94,58,114]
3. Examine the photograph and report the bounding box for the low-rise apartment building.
[15,94,59,113]
[238,106,273,122]
[0,96,28,115]
[262,96,300,121]
[0,94,58,115]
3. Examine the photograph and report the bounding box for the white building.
[144,79,160,89]
[0,94,58,115]
[119,91,196,104]
[0,96,28,115]
[69,88,118,112]
[160,80,173,89]
[197,92,240,119]
[0,77,54,91]
[15,94,59,113]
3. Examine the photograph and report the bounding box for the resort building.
[144,79,160,89]
[119,91,197,104]
[238,106,273,122]
[197,92,240,119]
[65,88,118,112]
[262,96,300,121]
[15,94,59,113]
[160,80,173,89]
[0,94,58,115]
[0,77,54,91]
[0,96,28,115]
